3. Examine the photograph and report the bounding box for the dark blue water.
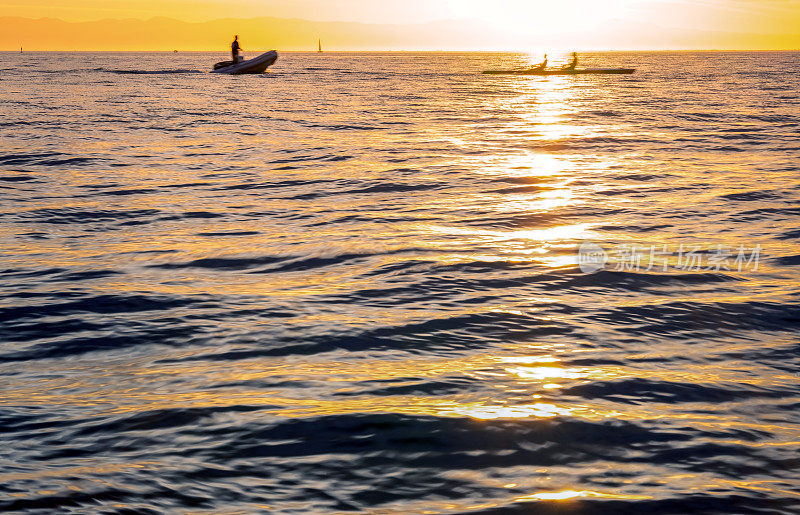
[0,51,799,513]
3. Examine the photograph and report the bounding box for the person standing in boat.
[231,35,242,63]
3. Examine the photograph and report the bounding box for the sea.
[0,51,798,514]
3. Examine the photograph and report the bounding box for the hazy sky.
[3,0,800,34]
[4,0,452,23]
[2,0,798,50]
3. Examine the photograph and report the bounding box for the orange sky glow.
[1,0,798,50]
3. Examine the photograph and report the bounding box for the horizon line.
[6,48,800,52]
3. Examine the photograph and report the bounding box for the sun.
[446,0,641,34]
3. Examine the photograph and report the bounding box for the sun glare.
[447,0,641,33]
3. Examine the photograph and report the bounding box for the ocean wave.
[3,411,797,512]
[103,68,204,75]
[0,152,97,167]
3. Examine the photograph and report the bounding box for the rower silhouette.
[565,52,578,70]
[532,54,548,71]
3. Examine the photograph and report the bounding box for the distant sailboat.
[318,39,323,53]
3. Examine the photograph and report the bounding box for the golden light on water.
[515,489,653,501]
[2,350,792,425]
[429,223,591,245]
[442,402,575,420]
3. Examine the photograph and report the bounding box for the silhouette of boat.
[483,68,635,76]
[318,39,323,53]
[212,51,278,75]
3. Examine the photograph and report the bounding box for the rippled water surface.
[1,51,799,513]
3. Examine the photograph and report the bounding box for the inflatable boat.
[212,51,278,75]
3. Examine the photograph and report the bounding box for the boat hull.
[483,68,635,76]
[212,51,278,75]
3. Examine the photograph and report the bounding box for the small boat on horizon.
[318,39,323,53]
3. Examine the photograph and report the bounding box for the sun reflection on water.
[516,489,653,501]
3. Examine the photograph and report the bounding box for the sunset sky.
[2,0,799,49]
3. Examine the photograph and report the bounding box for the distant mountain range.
[2,16,798,51]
